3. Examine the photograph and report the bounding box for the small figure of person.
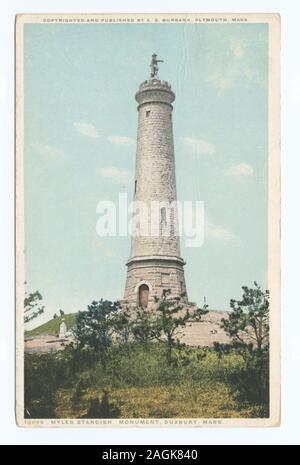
[150,53,164,79]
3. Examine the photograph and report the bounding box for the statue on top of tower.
[150,53,164,79]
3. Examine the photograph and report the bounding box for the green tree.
[111,308,131,345]
[218,283,270,408]
[73,300,121,367]
[221,282,269,351]
[131,307,159,345]
[155,289,208,364]
[24,289,44,324]
[59,309,65,317]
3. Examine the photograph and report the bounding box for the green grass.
[24,343,269,419]
[56,383,265,419]
[55,349,265,418]
[25,313,76,337]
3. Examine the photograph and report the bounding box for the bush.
[24,353,63,418]
[25,340,269,418]
[227,349,269,408]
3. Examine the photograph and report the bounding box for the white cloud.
[225,163,254,179]
[205,220,237,242]
[107,135,135,146]
[206,35,266,90]
[230,39,247,59]
[207,62,265,90]
[74,122,99,138]
[183,137,215,155]
[99,166,133,187]
[207,72,234,90]
[35,143,64,159]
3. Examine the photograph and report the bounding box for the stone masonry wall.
[130,97,180,258]
[124,79,188,305]
[124,261,187,305]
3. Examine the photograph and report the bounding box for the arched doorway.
[139,284,149,308]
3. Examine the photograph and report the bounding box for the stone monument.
[124,54,188,308]
[59,318,67,339]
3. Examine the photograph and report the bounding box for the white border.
[0,0,298,446]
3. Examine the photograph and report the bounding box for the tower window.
[160,207,167,235]
[146,110,150,117]
[135,180,137,194]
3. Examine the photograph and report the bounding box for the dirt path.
[24,335,74,354]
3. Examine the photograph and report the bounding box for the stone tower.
[124,54,188,308]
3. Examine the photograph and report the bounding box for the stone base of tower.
[124,255,188,307]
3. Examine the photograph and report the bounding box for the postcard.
[16,13,281,427]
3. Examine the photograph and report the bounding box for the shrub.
[24,353,63,418]
[215,283,270,413]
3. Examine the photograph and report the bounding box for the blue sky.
[24,22,268,326]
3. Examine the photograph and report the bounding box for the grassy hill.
[25,313,76,337]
